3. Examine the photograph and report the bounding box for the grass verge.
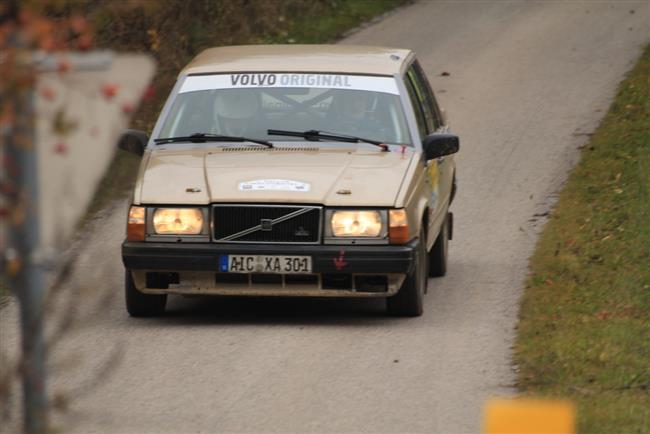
[515,44,650,433]
[267,0,406,44]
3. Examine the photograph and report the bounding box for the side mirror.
[422,133,459,160]
[118,129,148,156]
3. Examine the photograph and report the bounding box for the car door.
[405,61,454,241]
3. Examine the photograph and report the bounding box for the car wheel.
[387,227,426,317]
[125,269,167,317]
[429,212,450,277]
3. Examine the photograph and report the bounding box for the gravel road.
[1,2,648,433]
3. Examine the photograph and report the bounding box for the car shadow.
[133,295,395,327]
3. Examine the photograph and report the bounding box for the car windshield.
[158,73,412,145]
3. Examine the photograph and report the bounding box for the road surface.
[2,1,648,433]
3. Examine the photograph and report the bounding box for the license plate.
[220,255,312,274]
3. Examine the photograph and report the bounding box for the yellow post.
[483,398,576,434]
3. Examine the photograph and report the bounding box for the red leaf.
[54,142,68,155]
[40,86,56,101]
[122,102,134,114]
[141,85,155,101]
[101,83,119,99]
[57,59,71,74]
[77,33,94,51]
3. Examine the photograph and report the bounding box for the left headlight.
[330,210,383,237]
[153,208,204,235]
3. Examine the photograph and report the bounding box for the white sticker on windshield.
[239,179,311,192]
[180,73,399,95]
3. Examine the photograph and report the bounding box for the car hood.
[137,144,416,206]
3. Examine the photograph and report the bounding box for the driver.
[213,89,260,137]
[329,90,380,136]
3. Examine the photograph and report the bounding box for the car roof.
[180,45,414,77]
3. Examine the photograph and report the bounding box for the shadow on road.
[127,295,400,328]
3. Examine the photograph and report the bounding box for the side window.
[408,61,442,131]
[413,61,444,127]
[403,75,427,139]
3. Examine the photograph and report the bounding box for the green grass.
[266,0,407,44]
[515,44,650,434]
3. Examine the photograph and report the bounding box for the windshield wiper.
[154,133,273,148]
[267,129,388,152]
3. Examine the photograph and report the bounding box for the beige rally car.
[119,45,459,317]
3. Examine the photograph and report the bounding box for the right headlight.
[324,209,389,244]
[330,210,383,237]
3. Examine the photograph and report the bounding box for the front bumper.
[122,240,417,297]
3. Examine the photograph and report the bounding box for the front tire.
[125,269,167,317]
[429,212,450,277]
[387,227,427,317]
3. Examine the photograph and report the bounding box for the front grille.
[213,205,321,243]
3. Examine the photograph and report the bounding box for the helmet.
[214,89,259,120]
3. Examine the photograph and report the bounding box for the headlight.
[330,210,383,237]
[153,208,204,235]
